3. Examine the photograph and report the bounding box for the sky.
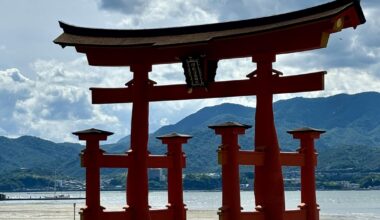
[0,0,379,143]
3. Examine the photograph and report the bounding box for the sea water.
[1,190,379,219]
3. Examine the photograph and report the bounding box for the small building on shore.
[0,194,6,200]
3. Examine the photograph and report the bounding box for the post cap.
[72,128,114,136]
[208,121,252,129]
[287,127,325,134]
[156,132,192,140]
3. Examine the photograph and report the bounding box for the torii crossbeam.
[90,71,325,104]
[55,0,365,220]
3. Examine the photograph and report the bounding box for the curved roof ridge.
[57,0,365,38]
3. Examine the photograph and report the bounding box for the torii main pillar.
[252,53,285,219]
[126,64,152,220]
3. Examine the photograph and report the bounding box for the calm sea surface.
[1,190,379,219]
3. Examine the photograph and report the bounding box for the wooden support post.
[210,122,251,220]
[288,128,325,220]
[252,53,285,220]
[157,133,192,220]
[126,63,152,220]
[73,128,113,220]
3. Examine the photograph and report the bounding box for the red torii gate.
[55,0,365,220]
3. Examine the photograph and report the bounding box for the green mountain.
[0,136,83,176]
[275,92,380,149]
[108,92,380,173]
[1,92,380,189]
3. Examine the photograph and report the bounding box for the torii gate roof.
[54,0,365,66]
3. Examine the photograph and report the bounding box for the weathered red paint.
[288,128,326,220]
[61,1,365,219]
[210,122,251,220]
[72,129,113,220]
[157,133,191,220]
[90,72,325,104]
[126,64,152,220]
[74,129,190,220]
[252,53,286,220]
[210,123,326,220]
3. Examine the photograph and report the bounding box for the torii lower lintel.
[90,71,325,104]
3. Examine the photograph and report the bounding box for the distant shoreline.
[1,191,379,220]
[1,188,379,193]
[1,197,84,201]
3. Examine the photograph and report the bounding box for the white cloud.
[0,61,136,143]
[159,118,170,127]
[114,0,218,28]
[5,43,375,143]
[98,0,331,25]
[0,0,379,143]
[325,68,380,95]
[0,127,6,136]
[150,64,185,85]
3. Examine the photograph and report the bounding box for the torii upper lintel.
[54,0,365,66]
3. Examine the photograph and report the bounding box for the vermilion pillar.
[73,128,113,220]
[210,122,251,220]
[157,133,191,220]
[127,64,152,220]
[252,53,285,220]
[288,128,325,220]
